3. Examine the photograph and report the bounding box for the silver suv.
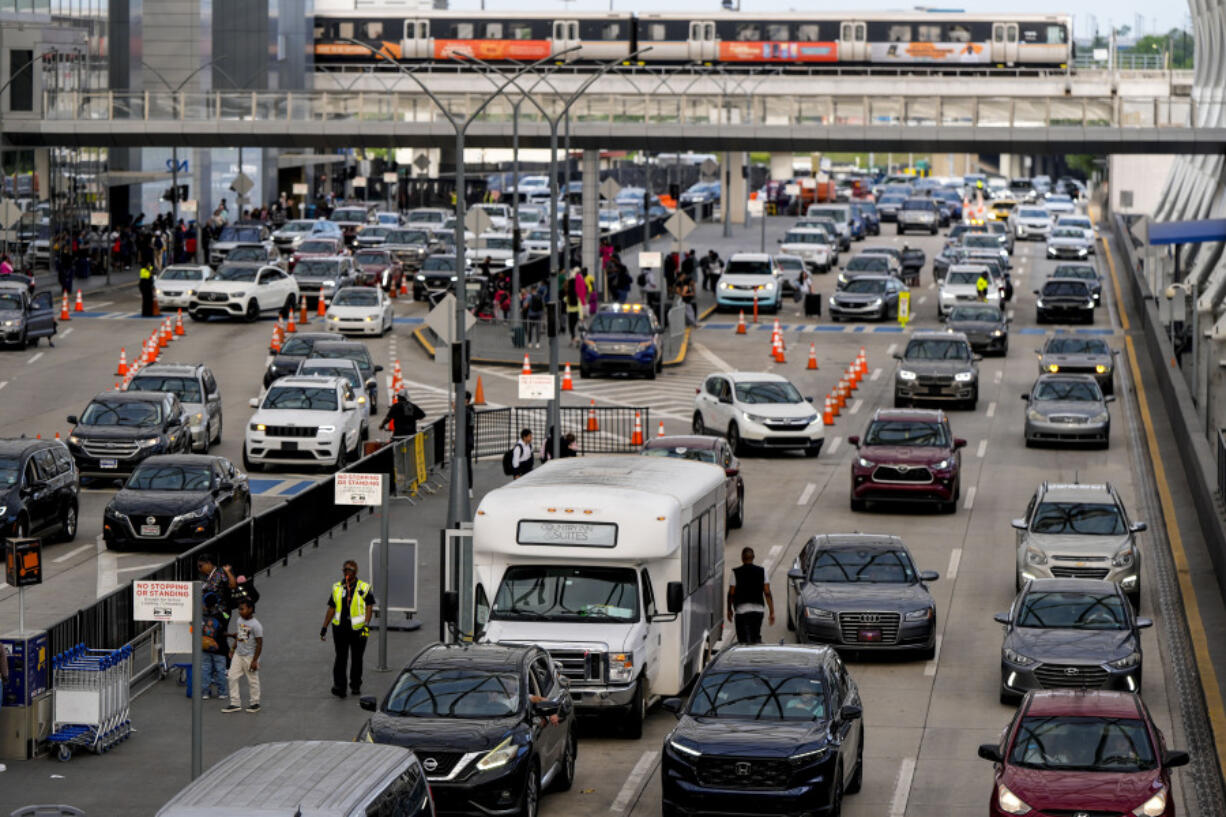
[896,199,939,236]
[1012,481,1146,608]
[893,331,980,410]
[126,363,222,453]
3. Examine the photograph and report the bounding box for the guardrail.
[476,406,651,458]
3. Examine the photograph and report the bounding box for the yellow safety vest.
[331,579,371,629]
[139,266,152,280]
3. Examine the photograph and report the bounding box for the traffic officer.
[975,270,990,302]
[321,559,375,698]
[138,263,156,316]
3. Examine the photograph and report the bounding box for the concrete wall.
[1110,155,1178,216]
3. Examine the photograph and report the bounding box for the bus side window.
[681,524,692,594]
[692,514,705,590]
[475,584,490,631]
[641,569,657,618]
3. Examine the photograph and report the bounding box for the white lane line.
[889,757,917,817]
[53,544,94,564]
[986,401,997,418]
[976,439,987,458]
[994,370,1003,384]
[849,400,862,415]
[870,367,882,382]
[0,381,7,391]
[117,562,164,574]
[26,352,43,365]
[827,436,842,456]
[963,485,977,511]
[694,342,735,372]
[89,300,113,309]
[763,544,784,575]
[609,751,659,815]
[886,343,897,356]
[947,547,962,581]
[917,295,928,305]
[923,635,943,677]
[60,327,73,338]
[797,482,817,506]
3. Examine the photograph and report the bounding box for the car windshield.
[1061,218,1091,228]
[126,463,213,491]
[842,278,888,294]
[863,420,949,447]
[528,230,550,241]
[492,566,638,622]
[861,249,899,260]
[312,346,372,374]
[847,257,888,272]
[589,313,653,334]
[1031,501,1126,535]
[904,339,971,361]
[1045,337,1108,355]
[216,266,257,282]
[1048,195,1072,204]
[734,380,802,404]
[482,237,513,250]
[410,211,444,223]
[386,230,429,245]
[859,203,878,214]
[808,208,846,223]
[725,259,772,275]
[776,257,803,271]
[946,271,984,286]
[1019,209,1049,219]
[1052,266,1096,281]
[688,670,827,721]
[1009,717,1156,772]
[385,669,521,718]
[0,292,23,310]
[294,260,342,277]
[1043,281,1089,297]
[218,227,261,243]
[949,305,1001,322]
[297,240,336,254]
[226,247,265,261]
[1016,591,1128,630]
[993,202,1017,211]
[128,376,203,403]
[332,209,367,222]
[280,220,314,232]
[902,200,933,211]
[1034,380,1102,401]
[80,399,162,427]
[1052,229,1084,239]
[359,227,390,239]
[331,289,379,307]
[279,337,327,356]
[810,548,916,583]
[964,235,1000,248]
[642,446,718,463]
[423,257,457,272]
[879,195,906,204]
[261,386,337,411]
[355,251,388,265]
[159,267,204,281]
[299,365,360,389]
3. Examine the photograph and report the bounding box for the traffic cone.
[116,348,128,376]
[836,380,848,408]
[586,400,599,432]
[847,367,858,390]
[772,317,781,337]
[54,432,60,440]
[59,293,71,321]
[807,343,818,370]
[152,296,161,318]
[399,277,409,297]
[158,321,169,348]
[286,307,297,334]
[74,289,84,312]
[736,310,747,335]
[859,347,868,375]
[823,397,835,425]
[774,335,786,364]
[270,324,282,353]
[175,309,185,336]
[561,362,574,391]
[317,294,327,317]
[829,391,840,417]
[300,299,309,326]
[657,420,666,438]
[473,376,487,406]
[630,412,644,445]
[392,360,404,393]
[752,292,759,323]
[521,353,532,375]
[389,280,399,300]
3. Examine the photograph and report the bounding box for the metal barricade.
[46,644,134,761]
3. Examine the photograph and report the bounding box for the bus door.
[839,21,866,62]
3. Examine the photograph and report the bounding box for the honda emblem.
[734,762,751,776]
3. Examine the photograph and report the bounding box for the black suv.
[263,331,344,387]
[0,438,79,543]
[662,644,864,817]
[359,643,575,817]
[66,391,190,480]
[307,340,383,410]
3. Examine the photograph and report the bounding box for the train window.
[364,21,383,39]
[797,23,820,40]
[947,24,971,42]
[602,22,621,40]
[917,24,941,42]
[887,25,911,42]
[735,23,762,41]
[854,23,865,40]
[766,23,789,41]
[647,23,667,41]
[1046,25,1067,43]
[485,22,503,38]
[510,23,533,40]
[451,22,474,39]
[338,21,354,39]
[994,26,1004,42]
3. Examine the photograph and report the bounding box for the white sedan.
[324,286,394,336]
[155,265,212,308]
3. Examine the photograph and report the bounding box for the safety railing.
[475,406,650,458]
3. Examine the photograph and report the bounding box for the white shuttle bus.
[472,455,726,738]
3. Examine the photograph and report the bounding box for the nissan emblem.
[146,516,157,525]
[422,757,438,772]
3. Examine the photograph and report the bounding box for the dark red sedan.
[289,237,346,271]
[978,690,1189,816]
[848,408,965,513]
[352,248,404,293]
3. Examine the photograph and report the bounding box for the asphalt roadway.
[4,214,1226,817]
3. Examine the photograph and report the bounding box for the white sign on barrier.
[638,251,662,268]
[292,183,309,196]
[133,580,193,622]
[519,374,555,400]
[335,472,385,506]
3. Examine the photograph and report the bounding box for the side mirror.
[1032,289,1040,295]
[787,567,804,580]
[168,416,183,427]
[359,696,378,712]
[1020,393,1030,401]
[973,355,983,363]
[1136,617,1153,629]
[1104,395,1115,403]
[1130,521,1148,533]
[666,581,684,614]
[848,435,860,447]
[374,364,384,373]
[919,570,939,582]
[953,438,967,449]
[441,590,459,625]
[839,704,862,721]
[663,697,684,716]
[1164,749,1191,768]
[805,396,814,403]
[532,699,561,717]
[217,480,234,492]
[248,398,260,408]
[892,353,902,360]
[977,743,1004,763]
[1011,518,1027,530]
[66,415,78,425]
[993,612,1011,625]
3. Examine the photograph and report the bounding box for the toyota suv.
[66,391,191,480]
[579,303,662,379]
[1012,481,1146,608]
[126,363,223,453]
[849,409,965,513]
[893,332,980,409]
[243,375,363,472]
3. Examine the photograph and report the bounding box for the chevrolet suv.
[893,331,980,410]
[849,409,966,513]
[242,375,363,472]
[1012,481,1146,608]
[579,303,662,379]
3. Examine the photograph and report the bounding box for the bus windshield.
[491,565,639,623]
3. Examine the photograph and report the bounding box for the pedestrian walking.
[222,600,263,713]
[200,596,229,700]
[525,284,545,348]
[565,275,581,343]
[727,547,775,644]
[511,428,534,478]
[320,559,374,698]
[380,390,426,439]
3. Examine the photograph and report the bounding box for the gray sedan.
[1037,334,1115,394]
[1046,226,1095,260]
[1022,374,1113,447]
[828,274,906,322]
[996,578,1151,704]
[946,304,1010,355]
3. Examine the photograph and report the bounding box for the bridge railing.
[53,89,1201,130]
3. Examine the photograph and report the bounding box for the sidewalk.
[0,461,507,816]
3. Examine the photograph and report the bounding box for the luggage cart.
[45,644,134,762]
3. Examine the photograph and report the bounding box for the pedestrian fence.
[474,406,651,458]
[45,644,134,761]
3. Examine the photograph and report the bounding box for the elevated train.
[315,11,1073,69]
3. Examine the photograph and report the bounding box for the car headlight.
[68,435,80,445]
[231,291,246,298]
[1025,546,1048,566]
[904,607,933,622]
[250,422,266,432]
[0,505,6,516]
[869,297,883,306]
[415,274,425,281]
[1078,247,1088,255]
[1046,364,1060,373]
[719,281,731,290]
[191,412,204,427]
[178,505,211,522]
[317,425,336,434]
[1026,409,1045,422]
[154,290,162,297]
[837,273,848,285]
[608,653,634,683]
[326,312,336,320]
[804,414,819,425]
[991,329,1005,337]
[1003,648,1036,667]
[1112,544,1135,568]
[476,736,521,771]
[954,371,974,382]
[1133,788,1166,817]
[804,606,834,621]
[1096,364,1110,374]
[1090,411,1110,423]
[1109,651,1141,670]
[933,459,951,470]
[636,341,654,351]
[669,739,701,757]
[364,316,375,322]
[582,339,598,350]
[742,412,771,424]
[897,369,917,381]
[1035,298,1045,308]
[996,783,1032,814]
[137,437,162,447]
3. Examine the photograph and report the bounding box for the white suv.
[189,264,299,322]
[243,376,363,472]
[692,371,824,457]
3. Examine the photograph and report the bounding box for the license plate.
[140,525,160,537]
[928,387,944,395]
[282,440,298,451]
[100,458,118,469]
[858,629,882,642]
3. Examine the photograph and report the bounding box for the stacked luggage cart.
[46,644,134,761]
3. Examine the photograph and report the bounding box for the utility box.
[1,630,52,760]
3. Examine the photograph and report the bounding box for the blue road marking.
[814,325,845,332]
[1017,328,1047,334]
[873,326,905,332]
[247,479,284,495]
[279,479,314,496]
[392,317,425,325]
[852,325,867,332]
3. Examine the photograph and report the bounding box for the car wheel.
[283,295,296,316]
[727,422,743,456]
[787,605,795,632]
[895,226,903,235]
[242,446,261,473]
[918,639,937,661]
[213,417,222,445]
[579,365,589,378]
[621,677,646,739]
[729,488,744,528]
[1000,686,1020,706]
[646,362,657,380]
[519,764,540,817]
[244,300,260,322]
[553,731,577,792]
[57,502,78,543]
[189,309,205,322]
[846,725,865,794]
[804,444,820,458]
[967,388,978,411]
[333,440,348,473]
[692,412,706,435]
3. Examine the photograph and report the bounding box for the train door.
[839,21,866,62]
[991,22,1019,65]
[687,21,716,62]
[553,19,580,60]
[401,19,431,60]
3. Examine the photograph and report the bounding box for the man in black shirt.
[727,547,775,644]
[380,390,426,439]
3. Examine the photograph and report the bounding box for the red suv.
[978,690,1189,816]
[849,408,965,513]
[289,237,346,271]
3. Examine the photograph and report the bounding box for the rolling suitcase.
[804,292,822,317]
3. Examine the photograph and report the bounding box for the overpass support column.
[726,151,748,227]
[582,149,600,295]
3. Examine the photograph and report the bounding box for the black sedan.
[945,303,1010,355]
[103,455,251,551]
[642,435,744,529]
[263,331,344,387]
[360,643,575,817]
[662,644,863,817]
[785,534,939,659]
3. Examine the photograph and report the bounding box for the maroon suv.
[352,248,404,293]
[848,408,965,513]
[978,690,1188,816]
[289,237,346,271]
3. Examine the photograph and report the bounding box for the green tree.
[1132,29,1194,69]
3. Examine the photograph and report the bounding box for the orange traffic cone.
[752,292,759,323]
[270,325,282,353]
[74,289,84,312]
[59,293,71,321]
[389,281,398,300]
[736,310,747,334]
[585,400,599,432]
[286,307,297,334]
[829,391,841,417]
[521,354,532,375]
[657,420,666,438]
[774,335,787,364]
[317,294,327,317]
[823,397,835,425]
[561,362,574,391]
[175,309,185,336]
[116,348,128,376]
[836,380,848,408]
[158,321,169,348]
[399,277,409,297]
[630,412,644,445]
[392,360,404,394]
[772,317,781,336]
[807,343,818,370]
[473,376,487,406]
[847,367,858,390]
[54,432,60,440]
[859,347,868,375]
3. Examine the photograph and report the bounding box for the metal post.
[1191,282,1199,407]
[722,151,732,238]
[511,99,521,332]
[548,120,561,461]
[18,586,24,634]
[451,127,471,527]
[191,580,203,780]
[759,200,766,252]
[377,476,390,671]
[172,146,179,227]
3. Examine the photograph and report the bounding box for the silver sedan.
[1022,374,1112,448]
